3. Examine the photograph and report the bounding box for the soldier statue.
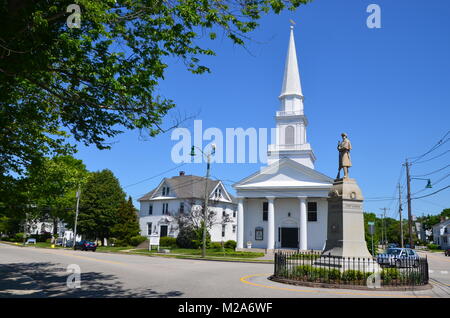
[336,132,352,179]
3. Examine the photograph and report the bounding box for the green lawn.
[96,246,134,252]
[131,247,264,258]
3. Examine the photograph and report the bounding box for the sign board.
[368,222,375,235]
[149,234,160,251]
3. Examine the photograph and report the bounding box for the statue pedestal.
[322,178,373,259]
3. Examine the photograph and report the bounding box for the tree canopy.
[0,0,311,176]
[76,169,126,241]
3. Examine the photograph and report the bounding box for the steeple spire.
[280,25,303,99]
[267,25,315,169]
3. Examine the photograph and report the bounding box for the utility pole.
[72,185,81,249]
[191,144,216,258]
[202,153,211,258]
[404,159,414,248]
[398,183,404,248]
[380,208,390,249]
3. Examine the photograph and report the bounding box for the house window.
[232,225,236,233]
[263,202,268,221]
[147,223,152,236]
[148,204,153,215]
[222,224,226,237]
[166,187,170,195]
[222,210,226,217]
[308,202,317,222]
[444,237,448,244]
[255,227,264,241]
[215,187,222,198]
[233,210,236,218]
[162,203,169,215]
[162,187,165,196]
[180,202,184,214]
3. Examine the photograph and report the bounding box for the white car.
[376,248,420,268]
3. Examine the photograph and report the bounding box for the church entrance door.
[281,227,299,248]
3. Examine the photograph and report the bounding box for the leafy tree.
[26,155,88,240]
[76,169,126,243]
[111,196,140,245]
[0,0,311,177]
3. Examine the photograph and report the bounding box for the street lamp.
[190,144,216,258]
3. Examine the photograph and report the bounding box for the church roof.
[233,158,333,190]
[138,175,234,203]
[280,26,303,98]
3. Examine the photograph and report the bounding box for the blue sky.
[73,0,450,220]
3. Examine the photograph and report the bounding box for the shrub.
[176,226,197,248]
[224,240,237,250]
[210,242,223,249]
[381,268,400,284]
[45,238,52,243]
[340,270,369,282]
[427,243,440,250]
[159,236,177,248]
[14,232,25,242]
[114,239,128,247]
[130,235,148,247]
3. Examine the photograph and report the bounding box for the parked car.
[74,240,97,251]
[388,243,398,248]
[376,248,420,268]
[445,248,450,257]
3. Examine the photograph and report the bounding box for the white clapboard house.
[138,172,237,242]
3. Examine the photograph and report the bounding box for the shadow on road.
[0,262,183,298]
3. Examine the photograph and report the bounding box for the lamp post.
[72,185,81,249]
[190,144,216,258]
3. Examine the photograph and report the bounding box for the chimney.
[179,171,185,176]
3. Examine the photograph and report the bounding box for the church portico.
[235,192,329,251]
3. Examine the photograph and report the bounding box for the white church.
[233,26,334,251]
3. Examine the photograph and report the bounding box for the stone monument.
[322,133,373,259]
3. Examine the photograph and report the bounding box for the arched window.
[285,126,295,145]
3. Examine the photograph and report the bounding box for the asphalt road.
[0,243,448,298]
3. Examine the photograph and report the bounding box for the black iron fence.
[273,250,429,287]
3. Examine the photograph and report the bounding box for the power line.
[123,163,187,189]
[409,130,449,164]
[413,149,450,165]
[412,164,450,177]
[412,185,450,200]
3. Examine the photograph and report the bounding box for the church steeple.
[280,26,303,99]
[279,25,304,115]
[267,25,316,168]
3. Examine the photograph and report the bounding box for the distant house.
[138,171,237,242]
[26,218,80,242]
[432,218,450,249]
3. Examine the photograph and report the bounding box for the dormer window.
[162,186,170,196]
[214,187,222,198]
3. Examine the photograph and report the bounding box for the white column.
[299,196,307,250]
[266,196,275,250]
[237,198,244,249]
